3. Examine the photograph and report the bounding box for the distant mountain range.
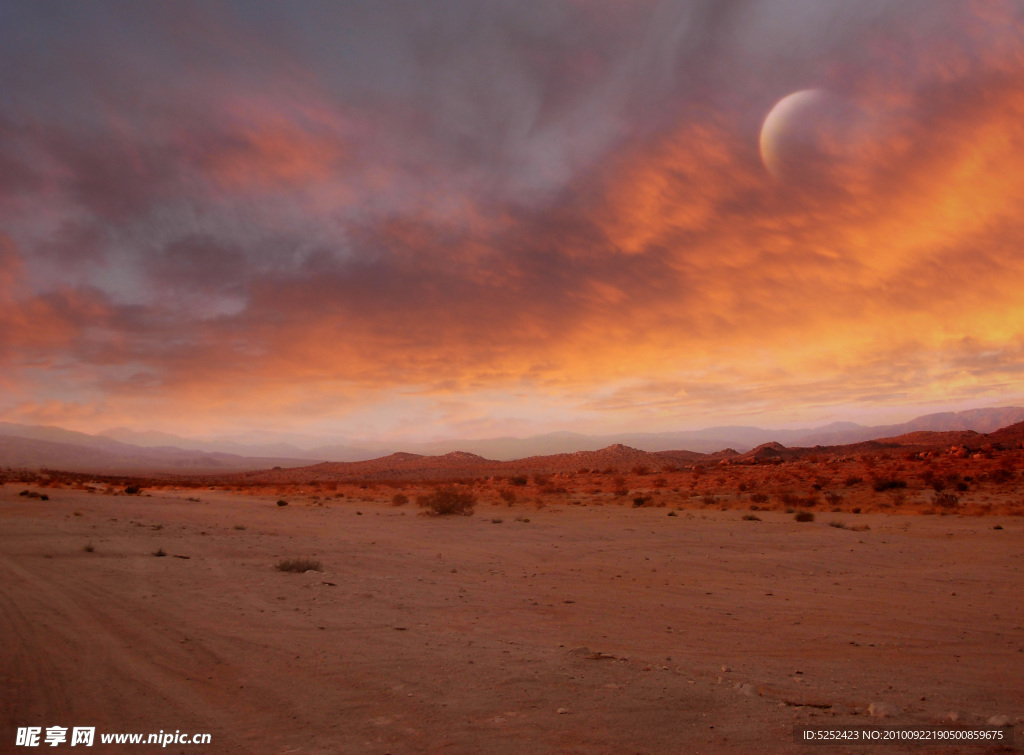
[0,406,1022,474]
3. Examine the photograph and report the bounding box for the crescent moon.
[759,89,826,180]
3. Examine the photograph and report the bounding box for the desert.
[7,3,1024,753]
[3,425,1023,753]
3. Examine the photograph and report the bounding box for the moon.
[759,89,829,181]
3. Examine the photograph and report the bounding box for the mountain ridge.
[1,406,1021,474]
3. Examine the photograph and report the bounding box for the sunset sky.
[2,1,1024,442]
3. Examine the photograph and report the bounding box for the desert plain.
[3,436,1024,755]
[2,426,1024,749]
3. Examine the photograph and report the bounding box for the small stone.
[568,646,591,657]
[556,708,570,715]
[868,702,899,718]
[944,711,959,722]
[734,683,756,697]
[987,715,1011,727]
[721,665,732,672]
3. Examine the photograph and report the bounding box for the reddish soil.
[2,477,1022,753]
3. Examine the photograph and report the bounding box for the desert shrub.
[872,478,906,492]
[794,511,815,522]
[83,543,95,553]
[742,514,761,521]
[124,485,142,495]
[613,477,629,496]
[152,548,167,557]
[828,521,847,529]
[276,499,288,507]
[532,473,551,487]
[276,558,322,572]
[933,491,960,509]
[955,481,969,492]
[824,491,843,506]
[749,492,769,504]
[631,465,651,476]
[652,477,667,488]
[540,484,568,495]
[843,475,863,487]
[418,486,476,516]
[632,496,650,507]
[499,489,517,506]
[391,493,409,507]
[701,495,717,506]
[509,475,528,487]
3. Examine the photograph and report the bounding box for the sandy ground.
[2,485,1022,754]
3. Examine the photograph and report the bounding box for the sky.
[2,0,1024,442]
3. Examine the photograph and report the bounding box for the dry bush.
[499,489,517,506]
[276,558,322,572]
[276,499,288,507]
[418,486,476,516]
[824,491,843,506]
[391,493,409,506]
[742,514,761,521]
[749,492,769,504]
[794,511,815,522]
[933,491,960,509]
[872,477,907,492]
[843,475,863,487]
